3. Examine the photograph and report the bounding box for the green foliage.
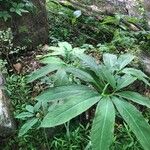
[50,123,90,150]
[135,31,150,52]
[2,1,150,149]
[27,42,85,85]
[0,59,7,73]
[47,1,145,49]
[6,75,31,114]
[0,0,33,21]
[47,1,119,45]
[91,97,115,150]
[18,47,150,150]
[0,28,25,52]
[2,73,147,149]
[97,29,140,54]
[0,28,13,54]
[2,121,91,150]
[112,122,143,150]
[47,1,150,55]
[0,28,27,64]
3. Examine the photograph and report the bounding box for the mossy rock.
[0,74,16,137]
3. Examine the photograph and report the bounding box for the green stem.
[93,81,103,92]
[102,83,109,96]
[84,141,92,150]
[65,121,70,141]
[43,128,50,150]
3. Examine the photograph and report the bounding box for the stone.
[11,0,49,49]
[139,52,150,76]
[64,0,143,19]
[123,0,140,17]
[0,74,16,137]
[144,0,150,27]
[0,0,49,49]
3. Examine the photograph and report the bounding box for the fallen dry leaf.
[13,63,22,74]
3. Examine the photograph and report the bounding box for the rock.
[11,0,49,49]
[144,0,150,27]
[0,0,49,49]
[125,0,141,17]
[75,0,142,15]
[144,0,150,10]
[0,74,16,137]
[139,52,150,76]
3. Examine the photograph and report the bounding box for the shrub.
[17,47,150,150]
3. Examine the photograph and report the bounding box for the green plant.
[112,122,143,150]
[0,28,13,53]
[0,28,26,56]
[0,59,7,73]
[15,104,40,137]
[27,42,85,85]
[18,51,150,150]
[15,42,86,136]
[0,28,27,73]
[97,29,139,54]
[50,123,90,150]
[47,1,118,45]
[112,30,137,51]
[6,75,31,112]
[0,0,33,21]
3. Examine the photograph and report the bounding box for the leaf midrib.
[37,88,96,101]
[53,95,100,119]
[122,104,149,145]
[99,100,109,149]
[43,95,100,126]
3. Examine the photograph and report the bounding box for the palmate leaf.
[27,64,61,83]
[112,97,150,150]
[35,85,97,103]
[91,97,115,150]
[41,92,100,127]
[66,67,104,91]
[77,54,104,85]
[116,91,150,108]
[75,54,116,86]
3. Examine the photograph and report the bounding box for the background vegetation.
[0,0,150,150]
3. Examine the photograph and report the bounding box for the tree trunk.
[0,0,49,49]
[11,0,49,49]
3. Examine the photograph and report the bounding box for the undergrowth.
[1,0,150,150]
[1,73,147,150]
